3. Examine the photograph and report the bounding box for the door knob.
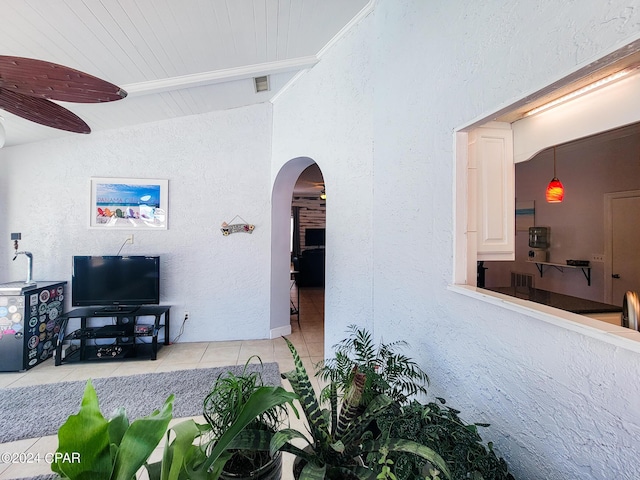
[612,274,621,279]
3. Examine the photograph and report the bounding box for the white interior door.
[606,192,640,305]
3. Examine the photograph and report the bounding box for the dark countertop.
[486,286,623,314]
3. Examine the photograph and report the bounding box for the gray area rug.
[10,476,58,480]
[0,363,281,444]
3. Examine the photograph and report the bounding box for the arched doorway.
[270,158,326,345]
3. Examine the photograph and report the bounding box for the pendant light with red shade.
[546,147,564,203]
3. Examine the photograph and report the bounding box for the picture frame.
[90,177,168,229]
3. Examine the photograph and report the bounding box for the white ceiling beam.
[123,56,319,96]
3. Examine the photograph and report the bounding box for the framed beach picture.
[90,177,168,229]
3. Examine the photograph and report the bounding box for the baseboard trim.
[270,324,291,339]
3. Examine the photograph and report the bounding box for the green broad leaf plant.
[52,378,297,480]
[147,384,296,480]
[202,357,290,476]
[52,379,173,480]
[267,337,451,480]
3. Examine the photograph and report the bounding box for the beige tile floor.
[0,287,325,480]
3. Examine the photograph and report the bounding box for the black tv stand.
[54,306,171,366]
[94,305,141,315]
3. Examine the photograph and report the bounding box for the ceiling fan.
[0,55,127,135]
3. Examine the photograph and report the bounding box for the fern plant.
[316,325,430,407]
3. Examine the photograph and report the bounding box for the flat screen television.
[72,256,160,310]
[305,228,326,247]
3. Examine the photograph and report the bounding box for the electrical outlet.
[126,234,134,245]
[591,254,605,262]
[184,311,190,321]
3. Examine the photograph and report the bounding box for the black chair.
[295,249,325,287]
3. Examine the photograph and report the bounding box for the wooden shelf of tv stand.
[54,305,171,366]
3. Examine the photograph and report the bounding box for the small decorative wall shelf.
[220,215,255,236]
[533,261,592,286]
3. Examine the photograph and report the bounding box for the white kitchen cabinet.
[468,122,514,261]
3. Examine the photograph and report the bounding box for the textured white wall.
[374,2,640,478]
[274,1,640,478]
[271,10,375,348]
[0,104,274,342]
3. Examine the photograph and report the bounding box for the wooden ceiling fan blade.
[0,55,127,103]
[0,89,90,134]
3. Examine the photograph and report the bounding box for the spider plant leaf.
[200,385,297,473]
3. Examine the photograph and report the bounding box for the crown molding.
[124,56,319,96]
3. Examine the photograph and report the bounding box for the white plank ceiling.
[0,0,370,147]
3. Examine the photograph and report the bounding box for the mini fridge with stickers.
[0,281,66,371]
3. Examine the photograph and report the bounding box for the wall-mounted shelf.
[533,261,591,286]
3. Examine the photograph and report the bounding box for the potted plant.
[202,358,288,480]
[315,326,514,479]
[51,379,174,480]
[316,325,430,407]
[51,378,297,480]
[267,337,451,480]
[369,399,515,480]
